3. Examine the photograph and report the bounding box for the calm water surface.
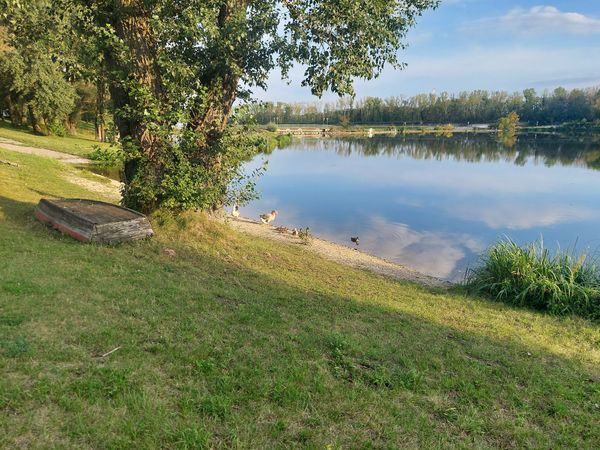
[243,134,600,280]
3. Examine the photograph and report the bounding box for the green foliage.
[465,239,600,321]
[68,0,438,212]
[498,112,519,134]
[497,112,519,147]
[265,122,278,132]
[262,132,293,154]
[122,124,267,212]
[0,0,81,134]
[88,144,124,164]
[47,121,67,137]
[593,91,600,120]
[0,47,76,133]
[249,86,600,126]
[339,115,351,129]
[434,123,454,137]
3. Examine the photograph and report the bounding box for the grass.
[1,147,599,448]
[0,120,112,157]
[465,239,600,321]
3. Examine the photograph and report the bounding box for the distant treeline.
[249,87,600,126]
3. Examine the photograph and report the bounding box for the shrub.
[47,121,67,137]
[88,145,125,164]
[464,239,600,321]
[265,122,278,132]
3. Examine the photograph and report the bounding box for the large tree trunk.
[95,73,106,142]
[27,106,43,134]
[102,0,244,212]
[65,116,78,135]
[104,0,163,186]
[190,2,244,214]
[7,94,26,127]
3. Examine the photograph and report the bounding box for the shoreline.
[225,216,452,289]
[2,142,450,289]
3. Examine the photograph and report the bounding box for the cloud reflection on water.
[244,134,600,280]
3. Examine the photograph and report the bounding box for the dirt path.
[1,137,121,200]
[228,217,451,289]
[63,173,123,201]
[0,137,90,164]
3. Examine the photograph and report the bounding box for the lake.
[242,133,600,280]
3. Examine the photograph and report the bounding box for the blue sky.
[257,1,600,102]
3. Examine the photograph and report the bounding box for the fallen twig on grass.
[101,346,121,358]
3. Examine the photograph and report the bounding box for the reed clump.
[465,239,600,321]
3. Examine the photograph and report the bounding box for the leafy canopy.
[3,0,438,211]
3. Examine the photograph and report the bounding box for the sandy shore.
[226,216,451,289]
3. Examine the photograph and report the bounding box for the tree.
[497,112,519,148]
[593,91,600,121]
[61,0,439,212]
[0,44,76,133]
[1,0,81,134]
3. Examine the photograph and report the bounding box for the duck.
[350,236,359,246]
[260,210,278,224]
[275,226,289,234]
[298,227,311,239]
[231,203,240,218]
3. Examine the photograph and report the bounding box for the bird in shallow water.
[350,236,359,246]
[231,203,240,218]
[260,210,278,224]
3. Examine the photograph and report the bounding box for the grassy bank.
[0,120,112,157]
[1,147,599,448]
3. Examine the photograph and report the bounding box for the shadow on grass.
[0,194,599,449]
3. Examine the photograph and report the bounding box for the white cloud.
[467,5,600,35]
[348,45,600,98]
[352,216,485,279]
[257,44,600,101]
[449,202,600,231]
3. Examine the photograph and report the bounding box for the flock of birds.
[232,204,359,246]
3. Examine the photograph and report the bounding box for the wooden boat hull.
[34,199,153,243]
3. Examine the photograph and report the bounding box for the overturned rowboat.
[34,199,153,243]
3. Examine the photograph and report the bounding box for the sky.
[256,1,600,102]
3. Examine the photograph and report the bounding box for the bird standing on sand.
[232,204,240,218]
[260,210,278,224]
[351,236,359,246]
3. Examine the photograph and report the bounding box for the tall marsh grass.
[465,239,600,321]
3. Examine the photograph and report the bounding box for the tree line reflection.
[286,134,600,171]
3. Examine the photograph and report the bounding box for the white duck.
[232,203,240,218]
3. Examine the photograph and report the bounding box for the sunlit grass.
[0,148,599,448]
[0,120,112,157]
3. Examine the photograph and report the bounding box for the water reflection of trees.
[291,134,600,170]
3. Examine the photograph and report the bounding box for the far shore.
[272,123,571,137]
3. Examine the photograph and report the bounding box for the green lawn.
[0,147,599,449]
[0,121,112,157]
